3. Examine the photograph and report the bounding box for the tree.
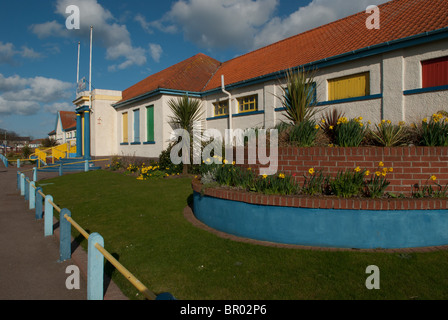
[167,95,204,174]
[278,68,320,125]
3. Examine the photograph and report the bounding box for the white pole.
[77,41,80,84]
[89,26,93,105]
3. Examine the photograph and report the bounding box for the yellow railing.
[22,170,159,300]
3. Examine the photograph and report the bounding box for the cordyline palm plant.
[168,95,204,174]
[279,68,320,125]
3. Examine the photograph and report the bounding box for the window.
[122,112,128,143]
[328,72,370,101]
[213,100,229,116]
[237,95,258,113]
[146,105,154,142]
[422,56,448,88]
[133,109,140,143]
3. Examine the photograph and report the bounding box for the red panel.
[422,56,448,88]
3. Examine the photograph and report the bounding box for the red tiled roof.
[59,111,77,131]
[119,0,448,102]
[119,53,221,103]
[203,0,448,91]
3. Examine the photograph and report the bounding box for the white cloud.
[164,0,279,50]
[149,44,163,63]
[254,0,390,48]
[150,0,390,51]
[0,73,73,115]
[43,102,74,114]
[31,0,147,71]
[0,42,43,65]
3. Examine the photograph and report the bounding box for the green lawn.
[39,170,448,300]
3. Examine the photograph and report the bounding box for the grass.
[39,170,448,300]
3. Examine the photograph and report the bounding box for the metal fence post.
[44,195,54,236]
[87,233,104,300]
[59,208,72,262]
[20,174,25,196]
[24,179,29,202]
[35,187,43,220]
[33,167,37,182]
[85,160,89,172]
[17,171,20,190]
[17,159,20,168]
[29,182,35,210]
[59,163,63,176]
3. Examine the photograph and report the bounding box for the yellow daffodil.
[378,162,384,167]
[355,167,361,173]
[431,175,437,181]
[309,168,315,175]
[365,170,370,176]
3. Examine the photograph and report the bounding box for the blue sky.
[0,0,389,139]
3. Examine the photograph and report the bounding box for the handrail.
[17,169,162,300]
[94,243,157,300]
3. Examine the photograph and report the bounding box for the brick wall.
[241,146,448,194]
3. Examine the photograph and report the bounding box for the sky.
[0,0,390,140]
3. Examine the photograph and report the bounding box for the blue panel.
[193,192,448,249]
[134,109,140,143]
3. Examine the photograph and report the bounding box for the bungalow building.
[74,0,448,160]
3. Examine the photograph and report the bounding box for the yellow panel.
[328,72,370,101]
[123,112,128,143]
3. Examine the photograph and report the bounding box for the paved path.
[0,163,127,300]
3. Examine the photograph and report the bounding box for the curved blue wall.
[193,192,448,249]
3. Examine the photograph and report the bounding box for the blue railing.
[16,170,175,301]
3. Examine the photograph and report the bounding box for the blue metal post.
[20,174,25,196]
[17,171,20,190]
[33,167,37,182]
[59,208,72,262]
[85,160,89,172]
[87,233,104,300]
[84,110,91,161]
[44,195,54,237]
[29,182,35,210]
[24,179,29,201]
[35,187,43,220]
[76,113,83,158]
[17,159,20,168]
[59,163,63,176]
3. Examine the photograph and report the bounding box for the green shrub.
[334,117,368,147]
[419,113,448,146]
[289,120,319,147]
[363,164,392,199]
[369,120,409,147]
[329,167,366,198]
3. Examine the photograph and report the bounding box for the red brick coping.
[192,179,448,211]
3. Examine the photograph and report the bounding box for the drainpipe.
[221,75,233,144]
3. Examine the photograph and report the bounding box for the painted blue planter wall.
[193,192,448,249]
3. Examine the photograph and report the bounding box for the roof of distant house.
[117,0,448,105]
[59,111,77,131]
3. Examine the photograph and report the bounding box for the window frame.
[421,56,448,89]
[328,72,370,101]
[122,112,129,144]
[237,95,258,113]
[213,100,229,117]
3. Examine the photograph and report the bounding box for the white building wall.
[90,89,121,157]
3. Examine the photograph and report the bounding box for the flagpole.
[77,41,80,84]
[89,26,93,106]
